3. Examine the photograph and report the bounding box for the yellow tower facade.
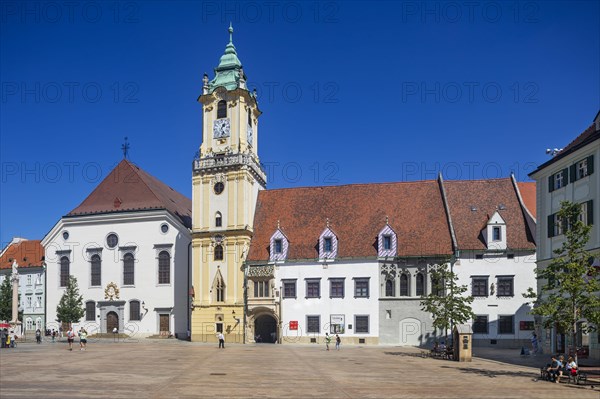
[191,26,266,343]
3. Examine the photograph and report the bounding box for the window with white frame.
[27,275,32,286]
[158,251,170,284]
[577,158,588,179]
[492,226,501,241]
[554,170,565,189]
[123,253,135,285]
[274,239,283,254]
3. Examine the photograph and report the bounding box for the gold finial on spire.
[277,219,280,229]
[326,218,330,228]
[385,216,389,224]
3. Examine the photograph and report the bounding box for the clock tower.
[190,25,266,343]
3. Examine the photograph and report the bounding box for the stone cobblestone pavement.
[0,340,598,399]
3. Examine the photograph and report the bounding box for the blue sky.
[1,1,599,247]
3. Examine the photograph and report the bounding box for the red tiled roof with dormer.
[67,159,192,228]
[0,239,45,270]
[443,178,536,250]
[247,181,454,262]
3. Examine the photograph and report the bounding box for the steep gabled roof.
[67,159,192,228]
[247,181,453,262]
[0,239,44,270]
[517,182,536,218]
[443,178,536,250]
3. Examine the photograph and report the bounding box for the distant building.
[42,159,191,338]
[0,238,46,334]
[529,111,599,360]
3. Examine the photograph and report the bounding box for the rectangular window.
[472,315,488,334]
[498,315,514,334]
[254,280,270,298]
[354,278,369,298]
[274,239,283,254]
[86,302,96,321]
[492,226,501,241]
[472,277,488,297]
[282,280,296,299]
[305,279,320,298]
[36,295,42,308]
[324,237,333,252]
[383,235,392,250]
[577,158,588,179]
[27,275,32,286]
[355,315,369,333]
[497,276,514,297]
[554,170,564,189]
[307,315,320,333]
[129,301,141,321]
[330,279,344,298]
[26,296,32,308]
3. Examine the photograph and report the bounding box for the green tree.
[56,275,84,326]
[420,262,475,341]
[524,201,600,362]
[0,277,12,322]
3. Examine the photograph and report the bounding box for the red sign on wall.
[289,321,298,330]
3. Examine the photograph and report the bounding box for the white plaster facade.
[275,260,380,345]
[454,251,537,347]
[529,113,599,360]
[42,211,191,338]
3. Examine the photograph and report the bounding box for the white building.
[444,177,538,348]
[42,159,192,338]
[529,111,599,360]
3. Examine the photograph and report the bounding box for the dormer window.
[485,211,507,250]
[378,224,397,257]
[324,237,333,252]
[270,228,289,262]
[492,226,501,241]
[217,100,227,119]
[319,226,338,260]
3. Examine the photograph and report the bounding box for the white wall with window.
[42,210,191,338]
[275,259,379,345]
[455,250,537,346]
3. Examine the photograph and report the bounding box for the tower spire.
[229,22,233,44]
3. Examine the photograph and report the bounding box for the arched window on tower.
[217,100,227,119]
[214,244,224,261]
[213,272,225,302]
[215,212,222,227]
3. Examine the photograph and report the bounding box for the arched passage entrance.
[107,311,119,333]
[254,314,277,343]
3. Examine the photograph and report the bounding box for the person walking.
[66,327,75,351]
[325,333,331,351]
[79,328,88,351]
[335,334,341,351]
[51,329,56,343]
[531,332,539,354]
[217,332,225,349]
[36,329,42,344]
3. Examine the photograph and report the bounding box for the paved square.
[1,340,598,398]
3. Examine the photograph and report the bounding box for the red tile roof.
[443,178,536,250]
[517,182,536,218]
[0,240,45,270]
[247,181,454,261]
[67,159,192,228]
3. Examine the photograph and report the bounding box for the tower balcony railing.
[193,153,266,181]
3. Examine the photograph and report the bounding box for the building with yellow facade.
[190,25,266,343]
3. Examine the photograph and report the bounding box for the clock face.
[247,124,253,146]
[213,118,230,139]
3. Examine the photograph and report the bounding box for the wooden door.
[107,312,118,333]
[159,314,169,333]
